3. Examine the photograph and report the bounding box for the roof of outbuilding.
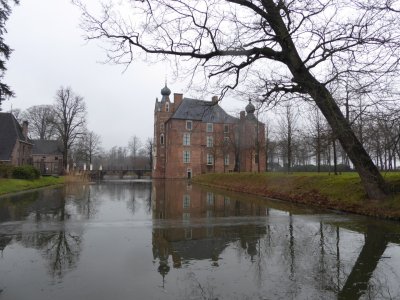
[32,140,63,155]
[170,98,238,123]
[0,113,28,161]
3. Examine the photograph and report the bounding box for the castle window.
[184,228,192,240]
[183,150,191,163]
[206,123,213,132]
[186,120,192,130]
[183,213,190,223]
[206,136,213,148]
[207,153,214,165]
[160,134,164,145]
[224,154,229,165]
[224,124,229,133]
[224,196,230,206]
[207,192,214,205]
[183,194,190,209]
[165,102,170,112]
[183,133,191,146]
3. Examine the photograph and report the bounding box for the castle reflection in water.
[151,180,268,278]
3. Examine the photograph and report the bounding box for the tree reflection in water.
[126,181,152,215]
[151,180,400,299]
[2,186,88,279]
[0,181,400,298]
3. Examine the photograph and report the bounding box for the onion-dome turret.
[161,84,171,97]
[245,99,255,114]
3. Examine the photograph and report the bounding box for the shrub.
[0,164,14,178]
[12,165,40,180]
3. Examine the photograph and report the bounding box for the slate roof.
[169,238,230,261]
[32,140,63,155]
[170,98,238,123]
[0,113,30,161]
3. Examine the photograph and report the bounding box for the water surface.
[0,180,399,299]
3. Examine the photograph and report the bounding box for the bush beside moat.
[0,164,64,196]
[193,172,400,220]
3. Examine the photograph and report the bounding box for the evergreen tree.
[0,0,18,111]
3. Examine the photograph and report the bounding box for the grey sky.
[4,0,244,150]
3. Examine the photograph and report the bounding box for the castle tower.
[239,99,266,172]
[153,83,174,178]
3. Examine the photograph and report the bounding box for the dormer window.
[186,120,192,130]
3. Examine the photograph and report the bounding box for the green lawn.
[0,176,64,196]
[193,172,400,219]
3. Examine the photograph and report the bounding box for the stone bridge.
[89,169,152,180]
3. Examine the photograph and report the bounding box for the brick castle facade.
[153,84,266,179]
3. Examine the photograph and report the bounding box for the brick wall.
[164,120,237,178]
[153,97,266,178]
[11,140,32,166]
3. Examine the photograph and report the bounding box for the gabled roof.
[0,113,30,161]
[170,98,238,123]
[32,140,63,155]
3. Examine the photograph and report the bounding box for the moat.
[0,180,400,299]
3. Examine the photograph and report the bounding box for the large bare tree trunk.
[264,0,388,199]
[310,82,387,198]
[298,73,387,199]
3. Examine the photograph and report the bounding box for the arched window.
[160,134,164,145]
[166,102,170,112]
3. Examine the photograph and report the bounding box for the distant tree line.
[94,136,153,171]
[265,99,400,173]
[13,87,152,172]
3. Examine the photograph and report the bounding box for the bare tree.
[21,105,57,140]
[307,108,329,173]
[128,135,142,169]
[265,124,280,171]
[75,130,102,165]
[278,103,298,173]
[76,0,400,199]
[53,87,87,170]
[144,138,153,170]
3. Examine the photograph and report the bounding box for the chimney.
[211,95,219,104]
[22,120,28,141]
[174,93,183,108]
[240,111,245,120]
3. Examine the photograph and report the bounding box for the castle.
[153,84,266,179]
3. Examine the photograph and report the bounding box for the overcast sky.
[4,0,245,150]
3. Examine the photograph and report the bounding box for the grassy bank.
[193,172,400,219]
[0,176,64,196]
